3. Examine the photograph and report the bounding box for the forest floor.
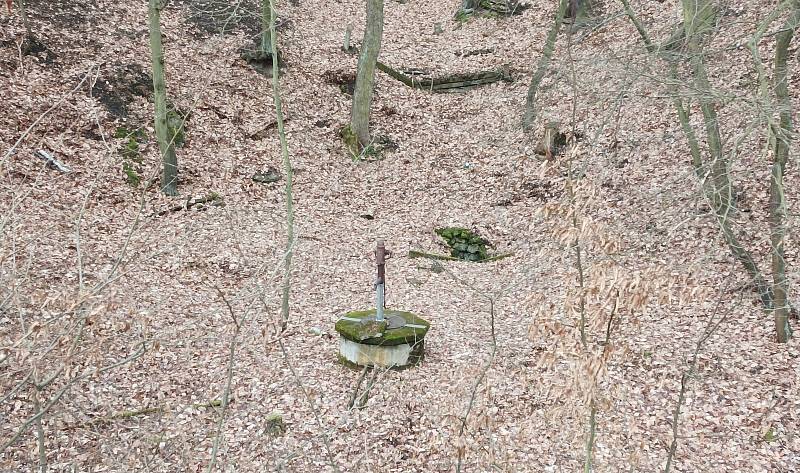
[1,0,799,471]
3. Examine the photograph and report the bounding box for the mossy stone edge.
[335,309,430,347]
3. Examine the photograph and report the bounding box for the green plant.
[122,161,141,186]
[166,104,188,148]
[454,9,472,22]
[265,411,286,436]
[115,126,145,186]
[435,227,490,261]
[340,124,360,157]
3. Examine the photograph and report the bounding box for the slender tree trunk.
[148,0,178,196]
[622,0,789,334]
[15,0,32,38]
[522,0,569,130]
[627,0,773,308]
[350,0,384,147]
[584,402,596,473]
[685,46,773,309]
[680,0,716,37]
[269,0,295,328]
[769,3,800,342]
[668,66,704,176]
[679,0,774,309]
[261,0,273,55]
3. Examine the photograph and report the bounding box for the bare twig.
[278,338,341,473]
[523,0,569,130]
[355,366,380,409]
[664,287,731,472]
[0,341,147,453]
[207,287,242,473]
[32,387,46,473]
[347,366,370,409]
[456,298,496,473]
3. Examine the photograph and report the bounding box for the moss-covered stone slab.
[336,309,431,368]
[335,309,430,346]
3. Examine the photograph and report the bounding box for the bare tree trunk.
[269,0,295,328]
[522,0,569,130]
[625,0,779,313]
[565,0,592,21]
[623,0,775,310]
[680,0,716,37]
[769,3,800,342]
[148,0,178,196]
[679,2,777,310]
[15,0,32,39]
[261,0,273,55]
[350,0,384,148]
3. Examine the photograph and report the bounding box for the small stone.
[308,327,324,336]
[252,166,281,184]
[265,411,286,436]
[434,22,443,35]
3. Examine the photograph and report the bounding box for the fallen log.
[376,61,512,92]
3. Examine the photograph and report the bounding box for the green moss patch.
[339,124,360,157]
[167,103,189,148]
[114,126,145,186]
[435,227,492,261]
[335,309,430,346]
[265,411,287,436]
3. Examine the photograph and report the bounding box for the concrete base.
[335,309,430,369]
[338,337,421,368]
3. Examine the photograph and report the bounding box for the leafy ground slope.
[1,0,799,471]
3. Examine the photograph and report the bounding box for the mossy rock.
[335,309,430,346]
[252,166,281,184]
[265,411,286,437]
[435,227,491,261]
